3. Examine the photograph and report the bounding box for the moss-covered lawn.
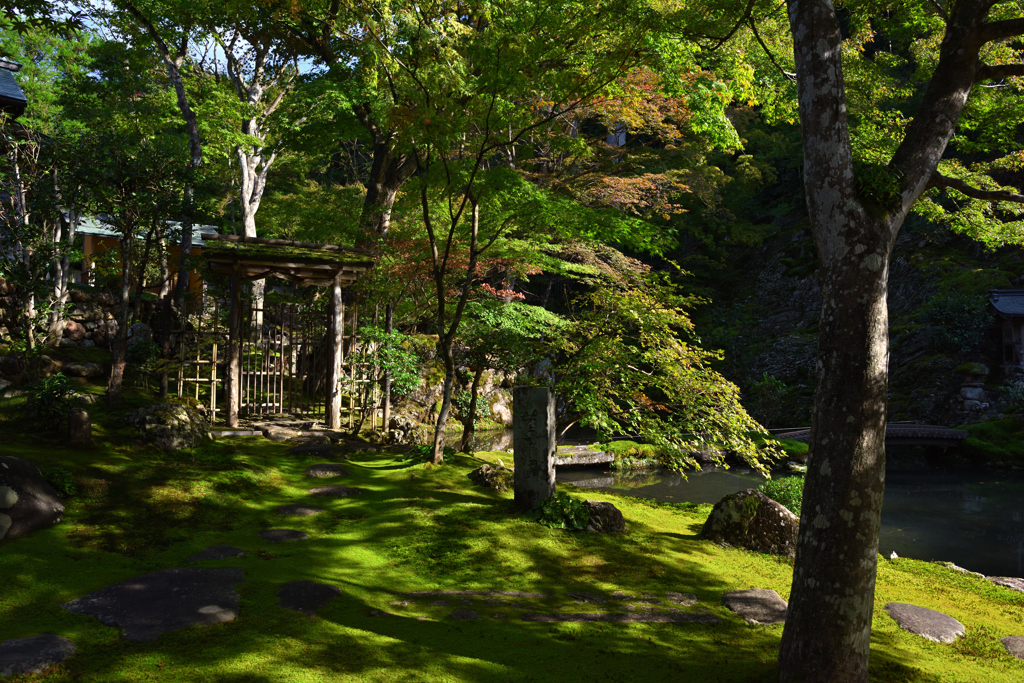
[1,418,1023,681]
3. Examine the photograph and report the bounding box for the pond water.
[557,464,1024,579]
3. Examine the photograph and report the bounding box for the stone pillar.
[67,408,91,446]
[512,386,556,511]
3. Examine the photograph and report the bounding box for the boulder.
[63,361,104,379]
[62,319,86,342]
[488,389,513,426]
[584,500,627,533]
[69,289,92,303]
[68,408,91,446]
[701,489,798,558]
[468,464,514,492]
[124,403,211,451]
[33,355,57,378]
[126,322,153,347]
[0,456,65,540]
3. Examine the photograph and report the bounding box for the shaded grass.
[0,419,1022,681]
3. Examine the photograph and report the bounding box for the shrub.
[759,476,805,516]
[532,492,590,530]
[748,372,788,427]
[46,466,76,498]
[26,373,75,427]
[922,294,991,353]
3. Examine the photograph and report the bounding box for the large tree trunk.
[777,2,995,680]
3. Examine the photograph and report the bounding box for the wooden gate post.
[327,272,344,429]
[226,264,242,427]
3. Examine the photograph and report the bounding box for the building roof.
[200,235,374,287]
[0,59,26,118]
[77,216,218,246]
[990,289,1024,317]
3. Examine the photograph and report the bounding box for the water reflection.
[557,464,1024,578]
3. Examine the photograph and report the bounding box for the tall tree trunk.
[460,365,484,453]
[107,235,133,406]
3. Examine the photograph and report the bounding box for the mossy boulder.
[702,489,798,558]
[124,403,211,451]
[0,456,65,540]
[468,464,513,493]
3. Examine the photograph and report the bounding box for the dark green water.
[556,465,1024,579]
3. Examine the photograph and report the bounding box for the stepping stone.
[275,504,324,517]
[1001,636,1024,660]
[305,464,350,479]
[0,635,75,677]
[523,612,721,624]
[307,485,364,498]
[884,603,965,643]
[568,592,608,604]
[259,529,309,542]
[990,577,1024,594]
[61,567,244,642]
[450,609,480,620]
[722,588,788,625]
[666,592,698,606]
[187,544,245,562]
[287,444,344,458]
[428,600,451,607]
[277,580,341,616]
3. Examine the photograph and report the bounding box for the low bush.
[759,476,804,516]
[532,492,590,530]
[26,373,75,428]
[46,466,77,498]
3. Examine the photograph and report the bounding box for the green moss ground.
[0,414,1022,681]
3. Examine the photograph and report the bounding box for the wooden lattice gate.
[170,293,381,429]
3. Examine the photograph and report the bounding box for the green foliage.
[747,373,787,428]
[25,372,75,427]
[45,466,76,498]
[957,419,1024,467]
[125,341,161,387]
[531,492,590,531]
[407,444,457,462]
[999,380,1024,407]
[759,476,804,516]
[552,268,779,474]
[922,294,991,353]
[357,326,420,399]
[599,440,664,471]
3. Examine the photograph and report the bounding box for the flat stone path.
[305,464,350,479]
[61,568,244,642]
[884,603,965,643]
[722,589,788,625]
[1001,636,1024,660]
[275,504,324,517]
[187,545,245,562]
[278,581,341,616]
[0,635,75,677]
[308,485,364,498]
[260,529,309,542]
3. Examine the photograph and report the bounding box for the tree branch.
[929,171,1024,203]
[978,18,1024,44]
[976,63,1024,81]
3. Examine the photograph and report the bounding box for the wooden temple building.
[990,289,1024,374]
